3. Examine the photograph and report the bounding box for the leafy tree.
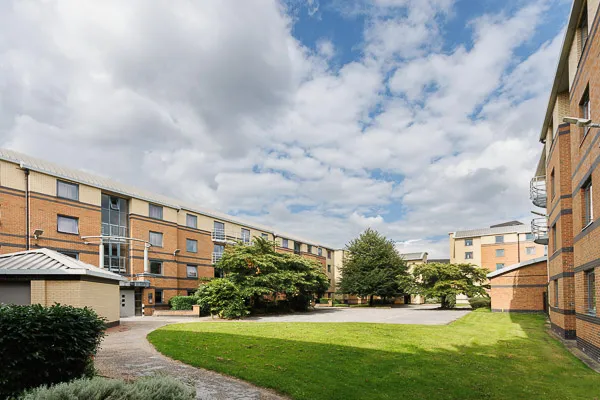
[216,237,329,312]
[405,262,490,309]
[338,229,409,306]
[196,278,248,319]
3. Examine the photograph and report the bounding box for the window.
[327,250,332,259]
[465,238,473,246]
[586,269,596,314]
[187,265,198,278]
[241,228,250,244]
[186,214,197,229]
[579,5,589,56]
[525,233,534,241]
[495,235,504,244]
[60,251,79,260]
[580,86,591,140]
[465,252,473,259]
[550,169,556,200]
[213,221,225,240]
[496,263,505,270]
[149,204,163,220]
[552,224,557,253]
[261,233,268,239]
[57,215,79,234]
[57,180,79,201]
[526,246,536,255]
[150,261,162,275]
[318,248,323,256]
[186,239,198,253]
[149,231,163,247]
[155,289,163,304]
[583,178,593,228]
[495,249,505,257]
[307,245,313,253]
[327,265,331,273]
[294,242,301,254]
[282,239,289,248]
[554,280,559,307]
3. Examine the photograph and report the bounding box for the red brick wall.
[490,260,548,312]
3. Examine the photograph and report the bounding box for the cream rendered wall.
[481,233,519,245]
[130,198,178,223]
[79,280,119,323]
[451,236,482,267]
[589,0,600,27]
[0,160,25,190]
[190,211,272,240]
[28,171,101,206]
[333,249,345,285]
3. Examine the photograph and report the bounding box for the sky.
[0,0,572,257]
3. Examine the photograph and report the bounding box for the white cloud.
[0,0,564,258]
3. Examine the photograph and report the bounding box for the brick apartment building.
[449,221,546,272]
[532,0,600,361]
[0,149,336,316]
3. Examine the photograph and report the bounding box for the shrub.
[0,304,106,398]
[333,304,349,307]
[196,279,249,319]
[19,375,195,400]
[469,297,491,310]
[319,297,330,304]
[168,296,196,310]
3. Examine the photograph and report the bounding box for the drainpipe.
[517,233,521,263]
[21,164,30,250]
[144,244,149,273]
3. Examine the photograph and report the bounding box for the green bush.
[319,297,331,304]
[0,304,106,399]
[469,297,491,310]
[196,279,249,319]
[19,375,195,400]
[168,296,196,310]
[333,304,349,307]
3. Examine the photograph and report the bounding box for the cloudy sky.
[0,0,570,257]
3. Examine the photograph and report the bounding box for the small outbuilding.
[487,256,548,313]
[0,248,126,325]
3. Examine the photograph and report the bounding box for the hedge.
[168,296,196,310]
[19,376,195,400]
[0,304,106,398]
[318,297,331,304]
[468,297,491,309]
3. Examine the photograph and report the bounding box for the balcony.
[530,176,547,208]
[211,229,251,245]
[212,252,223,265]
[531,218,548,245]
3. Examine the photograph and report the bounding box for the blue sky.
[0,0,572,256]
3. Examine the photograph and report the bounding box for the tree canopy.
[214,237,329,313]
[338,229,409,305]
[405,262,489,309]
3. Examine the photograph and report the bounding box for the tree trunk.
[369,295,374,307]
[440,295,448,309]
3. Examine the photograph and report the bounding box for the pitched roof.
[487,256,547,279]
[0,148,328,248]
[489,221,523,228]
[452,223,531,239]
[427,259,450,264]
[0,248,127,282]
[400,252,427,261]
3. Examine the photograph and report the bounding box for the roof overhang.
[487,256,548,279]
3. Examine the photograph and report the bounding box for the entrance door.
[120,289,135,317]
[134,288,143,316]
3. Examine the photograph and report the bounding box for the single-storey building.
[0,248,126,325]
[487,256,547,313]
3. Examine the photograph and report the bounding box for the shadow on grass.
[148,315,600,400]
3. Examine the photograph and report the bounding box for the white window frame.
[149,231,163,247]
[464,238,473,246]
[186,265,198,278]
[56,180,79,201]
[583,178,593,228]
[186,238,198,253]
[282,239,289,248]
[149,204,163,220]
[57,215,79,234]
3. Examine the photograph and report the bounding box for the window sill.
[57,196,80,203]
[57,230,80,236]
[586,311,596,317]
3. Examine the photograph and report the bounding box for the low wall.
[153,305,201,317]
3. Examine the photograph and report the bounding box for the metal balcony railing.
[212,252,223,265]
[530,176,547,208]
[531,218,549,245]
[211,229,251,245]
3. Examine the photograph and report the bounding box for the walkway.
[95,317,286,400]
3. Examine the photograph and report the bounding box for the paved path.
[244,304,471,325]
[95,318,286,400]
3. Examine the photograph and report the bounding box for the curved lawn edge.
[147,313,600,400]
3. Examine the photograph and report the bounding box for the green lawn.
[147,311,600,400]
